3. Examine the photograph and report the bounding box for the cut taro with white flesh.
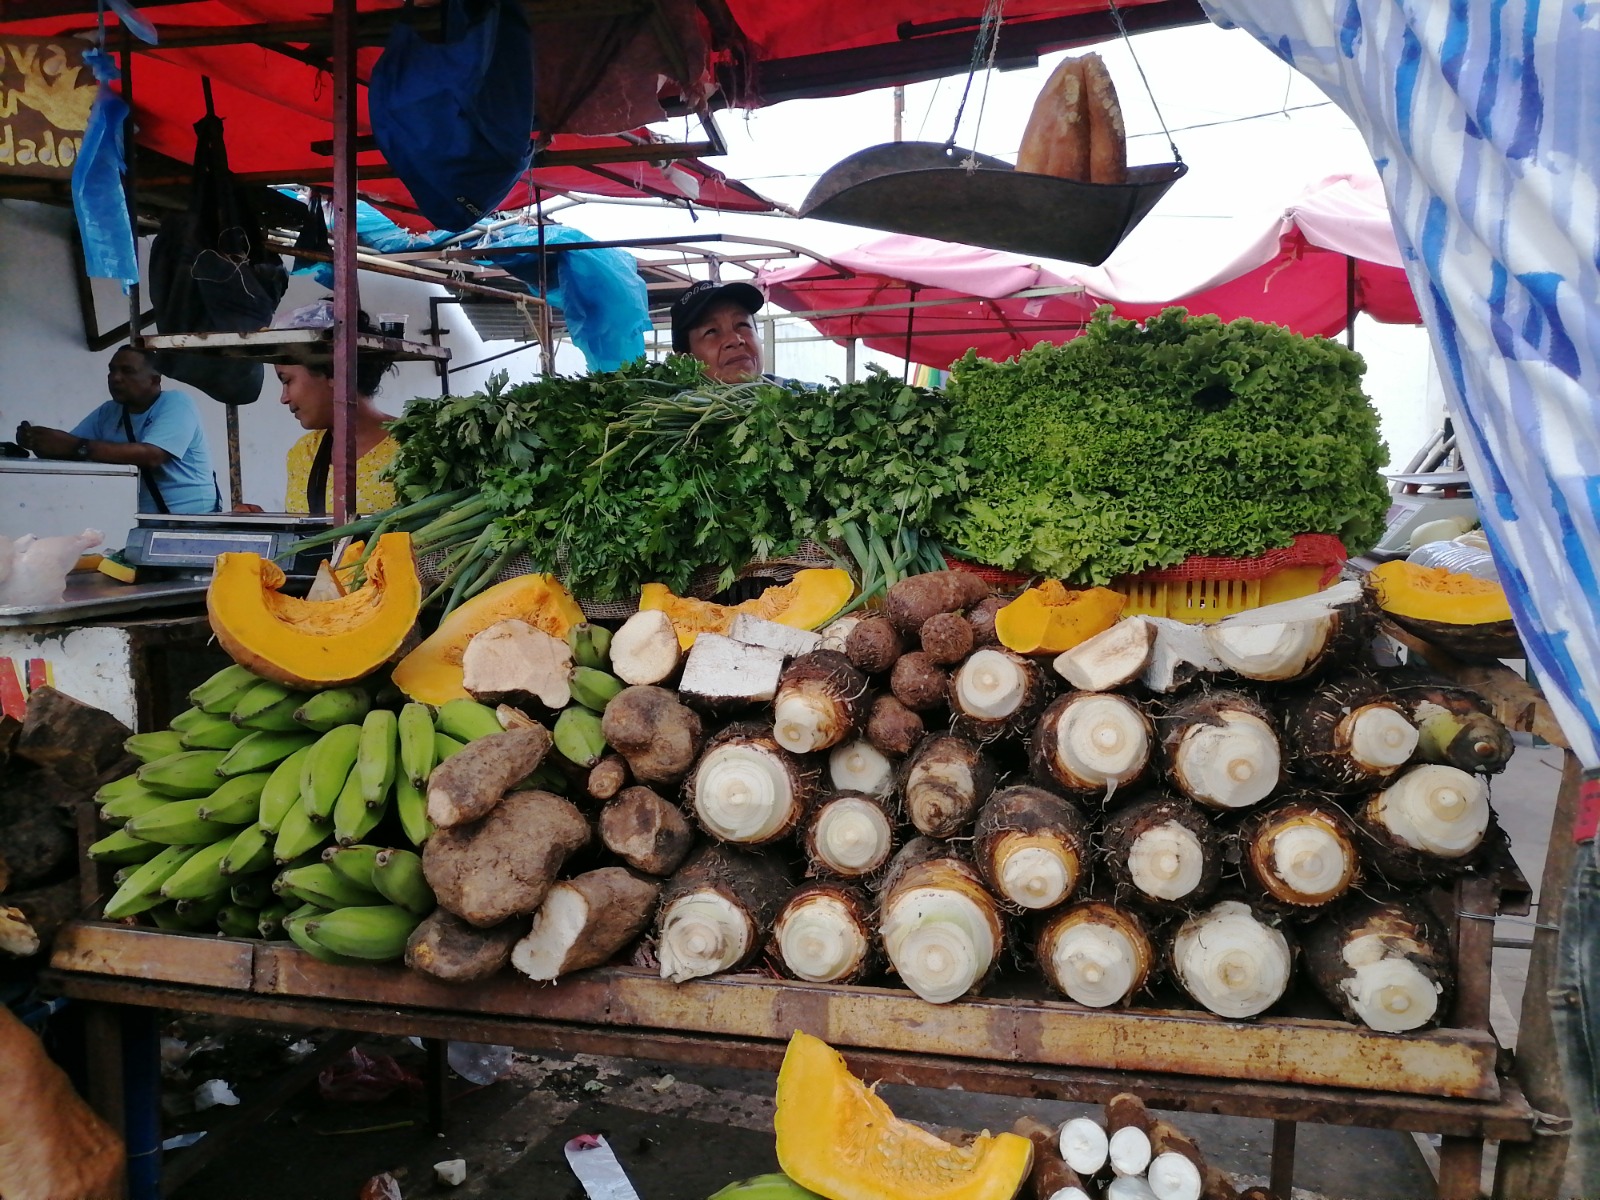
[1036,900,1154,1008]
[827,737,895,797]
[1170,900,1293,1019]
[1032,692,1153,798]
[772,882,875,984]
[1159,692,1282,811]
[803,791,896,879]
[876,838,1003,1005]
[683,725,818,846]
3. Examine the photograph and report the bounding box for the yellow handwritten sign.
[1,39,97,178]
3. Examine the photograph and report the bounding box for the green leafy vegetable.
[937,308,1391,583]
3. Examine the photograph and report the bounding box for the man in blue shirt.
[14,345,219,514]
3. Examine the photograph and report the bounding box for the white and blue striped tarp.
[1203,0,1600,772]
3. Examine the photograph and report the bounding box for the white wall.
[0,198,586,544]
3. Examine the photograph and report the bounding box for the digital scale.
[1368,470,1481,561]
[124,512,333,577]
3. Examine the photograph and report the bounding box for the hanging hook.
[944,0,1008,154]
[1106,0,1183,165]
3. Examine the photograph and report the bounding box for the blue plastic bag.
[476,224,650,371]
[280,194,461,288]
[72,48,137,290]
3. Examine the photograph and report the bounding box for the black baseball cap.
[670,280,764,353]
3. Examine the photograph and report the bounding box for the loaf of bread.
[1015,52,1126,184]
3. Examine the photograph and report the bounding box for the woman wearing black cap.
[670,280,766,384]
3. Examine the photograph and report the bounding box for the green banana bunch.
[398,703,436,788]
[229,679,299,725]
[217,730,318,778]
[707,1176,826,1200]
[96,774,155,805]
[196,773,271,824]
[301,725,364,823]
[87,828,163,865]
[236,692,312,732]
[283,905,360,965]
[434,732,466,762]
[216,904,262,938]
[300,904,422,962]
[159,837,238,900]
[258,745,313,834]
[273,796,331,865]
[371,848,434,915]
[332,763,384,847]
[358,709,399,808]
[167,706,212,734]
[229,875,273,908]
[434,698,502,743]
[219,822,274,877]
[553,707,607,769]
[136,750,227,798]
[323,844,382,891]
[98,789,171,827]
[567,622,613,671]
[102,845,200,919]
[274,862,384,910]
[569,667,624,713]
[189,664,260,714]
[125,730,185,764]
[177,713,252,751]
[394,775,433,847]
[256,901,291,939]
[154,892,229,931]
[293,687,371,732]
[123,798,239,846]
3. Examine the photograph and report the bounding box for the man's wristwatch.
[73,439,92,461]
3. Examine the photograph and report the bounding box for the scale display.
[141,531,281,562]
[123,513,332,574]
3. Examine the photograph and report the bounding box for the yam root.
[422,789,590,927]
[890,651,949,713]
[609,610,683,686]
[865,694,924,758]
[845,616,904,674]
[903,733,996,838]
[511,867,660,981]
[585,754,629,802]
[884,570,991,635]
[462,619,572,709]
[405,908,526,983]
[601,685,704,786]
[426,725,552,829]
[599,785,694,876]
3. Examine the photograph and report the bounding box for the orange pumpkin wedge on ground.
[774,1030,1033,1200]
[639,568,855,650]
[994,582,1125,656]
[208,532,421,689]
[390,572,585,704]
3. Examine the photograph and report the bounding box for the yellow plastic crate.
[1117,565,1329,623]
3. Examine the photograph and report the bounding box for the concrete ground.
[162,744,1567,1200]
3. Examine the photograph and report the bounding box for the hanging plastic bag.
[71,49,138,291]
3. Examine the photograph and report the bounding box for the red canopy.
[758,174,1424,368]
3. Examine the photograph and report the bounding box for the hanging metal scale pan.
[799,141,1186,266]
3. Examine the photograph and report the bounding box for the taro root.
[919,611,975,665]
[1385,677,1514,774]
[966,595,1008,647]
[884,570,992,635]
[1201,579,1371,683]
[803,790,898,879]
[772,881,878,984]
[654,843,794,983]
[585,754,629,802]
[1031,692,1153,799]
[902,733,996,838]
[949,647,1052,742]
[827,738,896,798]
[1053,616,1157,692]
[1036,900,1154,1009]
[599,785,694,876]
[1286,673,1420,793]
[890,651,949,713]
[510,867,661,981]
[1353,763,1490,880]
[600,685,703,786]
[875,837,1004,1004]
[1170,899,1294,1019]
[683,723,819,845]
[772,650,868,754]
[1101,793,1221,910]
[1157,691,1282,811]
[973,785,1088,911]
[1303,895,1452,1032]
[845,616,905,674]
[865,694,925,758]
[1237,797,1360,912]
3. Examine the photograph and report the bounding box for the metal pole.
[1345,255,1357,350]
[893,85,905,142]
[845,339,857,384]
[330,0,359,524]
[119,30,140,346]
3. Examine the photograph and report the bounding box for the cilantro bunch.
[937,308,1391,583]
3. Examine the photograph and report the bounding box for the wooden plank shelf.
[50,920,1501,1100]
[140,329,449,364]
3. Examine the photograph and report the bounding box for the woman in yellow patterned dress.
[277,347,400,516]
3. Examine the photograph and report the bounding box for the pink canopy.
[758,174,1423,369]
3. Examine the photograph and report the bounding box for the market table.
[42,897,1537,1200]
